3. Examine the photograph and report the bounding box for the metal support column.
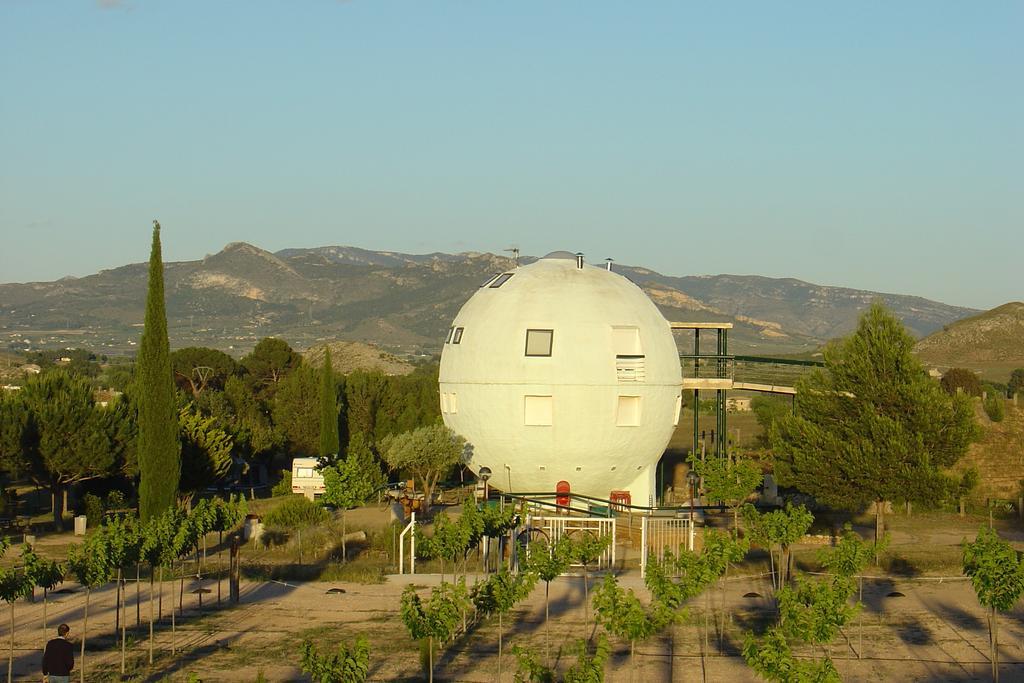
[692,329,700,458]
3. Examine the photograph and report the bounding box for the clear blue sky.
[1,1,1020,309]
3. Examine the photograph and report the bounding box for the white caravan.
[290,457,326,500]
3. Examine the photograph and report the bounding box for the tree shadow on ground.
[926,601,987,634]
[893,614,936,646]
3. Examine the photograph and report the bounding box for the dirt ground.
[6,566,1024,682]
[6,507,1024,681]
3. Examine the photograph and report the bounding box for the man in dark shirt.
[42,623,74,683]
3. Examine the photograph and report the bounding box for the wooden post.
[229,538,240,604]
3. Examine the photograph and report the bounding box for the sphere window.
[616,396,642,427]
[524,395,553,426]
[525,329,554,357]
[489,273,514,288]
[452,327,464,344]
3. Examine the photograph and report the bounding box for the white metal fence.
[527,515,616,569]
[640,515,694,578]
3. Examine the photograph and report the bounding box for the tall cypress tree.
[319,346,340,458]
[137,221,181,521]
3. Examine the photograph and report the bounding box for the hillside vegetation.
[953,399,1024,501]
[303,341,414,375]
[915,302,1024,380]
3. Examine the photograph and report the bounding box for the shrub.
[263,496,329,528]
[83,493,104,529]
[300,636,370,683]
[984,391,1005,422]
[941,368,982,397]
[272,469,293,497]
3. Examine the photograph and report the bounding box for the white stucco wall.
[438,253,682,506]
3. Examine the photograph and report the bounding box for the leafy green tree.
[197,375,282,459]
[321,444,380,561]
[941,367,983,397]
[0,538,33,683]
[524,537,574,661]
[777,576,859,647]
[743,575,856,682]
[21,545,64,647]
[511,644,555,683]
[416,511,471,582]
[743,525,864,683]
[380,424,465,514]
[0,394,30,476]
[592,573,673,679]
[644,529,748,669]
[67,532,114,683]
[563,634,611,683]
[741,503,814,588]
[300,636,370,683]
[473,569,538,681]
[242,337,301,394]
[319,347,340,458]
[141,507,185,664]
[178,406,234,505]
[751,396,791,444]
[984,387,1006,422]
[272,365,321,456]
[690,454,762,529]
[742,627,841,683]
[819,523,884,580]
[3,371,125,528]
[137,221,181,522]
[400,581,470,683]
[569,533,613,634]
[963,527,1024,682]
[209,495,247,604]
[771,303,978,547]
[102,516,144,676]
[374,367,444,440]
[344,370,388,444]
[1008,369,1024,398]
[101,362,135,392]
[170,346,238,397]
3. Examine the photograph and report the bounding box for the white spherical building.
[438,252,682,506]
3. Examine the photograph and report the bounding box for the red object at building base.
[556,480,571,509]
[610,490,631,511]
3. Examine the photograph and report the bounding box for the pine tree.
[137,221,181,521]
[319,346,339,458]
[771,302,977,548]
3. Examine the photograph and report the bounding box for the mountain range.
[0,242,980,359]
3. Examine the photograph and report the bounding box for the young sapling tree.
[67,533,114,683]
[962,526,1024,682]
[523,536,574,661]
[0,538,33,683]
[592,573,673,680]
[400,581,469,683]
[300,635,370,683]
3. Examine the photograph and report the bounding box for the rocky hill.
[914,302,1024,379]
[0,242,978,358]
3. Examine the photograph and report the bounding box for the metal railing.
[680,354,735,381]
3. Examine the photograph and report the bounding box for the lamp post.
[478,466,492,501]
[686,469,700,551]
